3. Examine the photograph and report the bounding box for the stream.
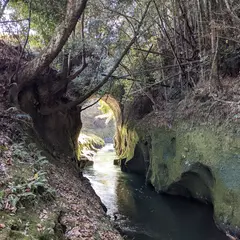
[83,144,228,240]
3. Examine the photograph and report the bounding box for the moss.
[0,141,61,240]
[0,209,60,240]
[123,120,240,233]
[78,133,104,150]
[116,125,139,161]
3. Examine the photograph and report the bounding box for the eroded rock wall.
[117,121,240,236]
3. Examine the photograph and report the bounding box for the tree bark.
[33,107,82,157]
[12,0,88,158]
[15,0,150,159]
[17,0,88,89]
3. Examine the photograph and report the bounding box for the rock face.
[120,143,148,175]
[118,121,240,236]
[113,159,120,165]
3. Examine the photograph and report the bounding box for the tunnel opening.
[78,95,121,162]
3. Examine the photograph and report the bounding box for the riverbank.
[0,110,122,240]
[115,82,240,239]
[83,144,228,240]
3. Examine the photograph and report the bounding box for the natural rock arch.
[92,94,123,152]
[1,0,148,164]
[100,94,122,127]
[71,94,123,159]
[81,94,123,144]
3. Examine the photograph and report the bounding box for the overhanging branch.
[17,0,88,89]
[67,62,88,81]
[40,0,153,115]
[10,0,32,84]
[40,35,137,115]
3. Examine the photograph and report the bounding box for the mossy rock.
[120,121,240,235]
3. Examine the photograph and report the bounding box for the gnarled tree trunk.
[18,70,82,157]
[13,0,149,158]
[14,0,88,157]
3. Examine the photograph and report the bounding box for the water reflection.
[83,144,228,240]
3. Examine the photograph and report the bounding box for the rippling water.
[83,144,228,240]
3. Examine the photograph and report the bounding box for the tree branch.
[101,73,137,81]
[133,47,162,55]
[103,7,137,32]
[67,12,88,82]
[80,97,102,112]
[17,0,88,88]
[40,0,153,115]
[60,52,69,79]
[129,73,180,95]
[67,62,88,81]
[40,35,137,115]
[81,11,86,67]
[223,0,240,24]
[154,0,185,75]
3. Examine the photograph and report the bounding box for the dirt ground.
[0,110,123,240]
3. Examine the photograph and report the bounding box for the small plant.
[1,146,54,212]
[0,170,55,212]
[33,152,49,171]
[12,142,29,161]
[0,138,55,216]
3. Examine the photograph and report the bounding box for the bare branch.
[40,35,137,115]
[153,0,185,75]
[80,97,102,112]
[223,0,240,24]
[133,47,162,56]
[102,7,137,33]
[19,0,32,61]
[60,52,69,79]
[67,62,88,81]
[17,0,88,87]
[40,0,153,115]
[62,1,152,108]
[66,12,88,82]
[101,73,137,81]
[129,73,180,95]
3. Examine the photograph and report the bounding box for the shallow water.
[83,144,228,240]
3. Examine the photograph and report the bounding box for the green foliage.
[9,0,66,47]
[0,141,55,213]
[1,170,55,212]
[116,125,139,161]
[99,100,112,115]
[13,142,49,167]
[12,142,29,160]
[4,0,240,103]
